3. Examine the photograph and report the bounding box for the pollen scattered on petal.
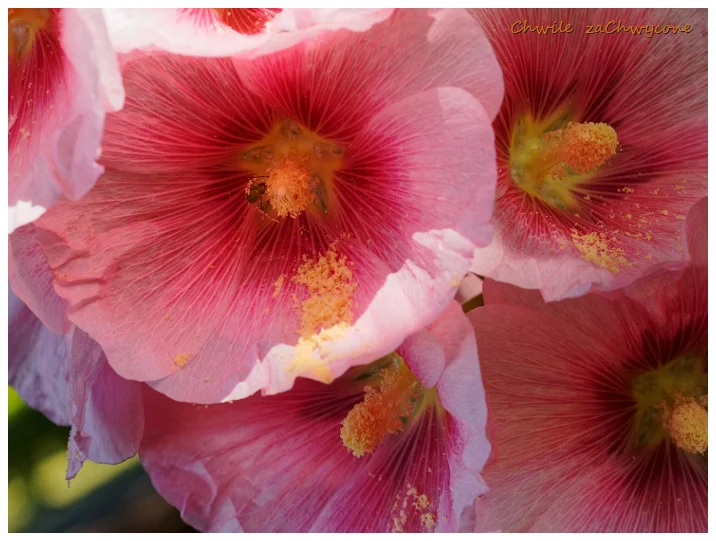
[390,482,436,532]
[665,398,708,454]
[292,244,356,337]
[570,230,631,274]
[272,273,285,298]
[173,353,193,367]
[341,361,423,457]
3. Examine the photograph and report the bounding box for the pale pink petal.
[36,9,501,404]
[8,8,124,233]
[9,289,71,426]
[9,223,69,334]
[103,8,392,58]
[66,329,143,480]
[139,302,488,532]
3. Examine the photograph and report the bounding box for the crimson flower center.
[8,8,50,59]
[239,120,344,219]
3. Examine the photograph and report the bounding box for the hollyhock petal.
[103,8,392,58]
[66,329,143,480]
[237,9,503,128]
[685,197,707,267]
[9,290,71,426]
[8,8,124,233]
[139,302,488,532]
[9,223,69,334]
[469,9,707,301]
[36,9,502,403]
[8,291,141,478]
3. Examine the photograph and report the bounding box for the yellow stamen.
[340,360,423,457]
[664,398,708,454]
[539,122,618,177]
[632,355,708,452]
[265,154,314,218]
[510,116,618,209]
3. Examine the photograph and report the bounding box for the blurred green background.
[8,386,195,533]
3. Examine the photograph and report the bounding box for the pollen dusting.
[660,210,669,216]
[173,353,193,367]
[292,244,357,337]
[391,483,436,533]
[341,361,423,458]
[570,230,631,274]
[273,273,285,298]
[664,398,708,454]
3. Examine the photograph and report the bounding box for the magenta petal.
[139,302,488,532]
[9,290,71,426]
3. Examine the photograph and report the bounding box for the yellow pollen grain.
[541,122,618,176]
[665,399,708,454]
[273,273,285,298]
[340,362,421,457]
[570,230,631,274]
[660,210,669,216]
[420,513,436,531]
[173,353,192,367]
[292,244,357,337]
[265,155,314,218]
[390,483,435,533]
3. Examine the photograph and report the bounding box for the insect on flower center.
[340,355,425,457]
[8,8,50,59]
[239,120,344,219]
[510,114,618,209]
[632,355,708,454]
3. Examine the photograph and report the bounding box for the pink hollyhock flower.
[139,301,489,532]
[28,9,503,403]
[103,8,394,57]
[468,9,707,300]
[468,197,707,532]
[8,8,124,233]
[9,225,142,480]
